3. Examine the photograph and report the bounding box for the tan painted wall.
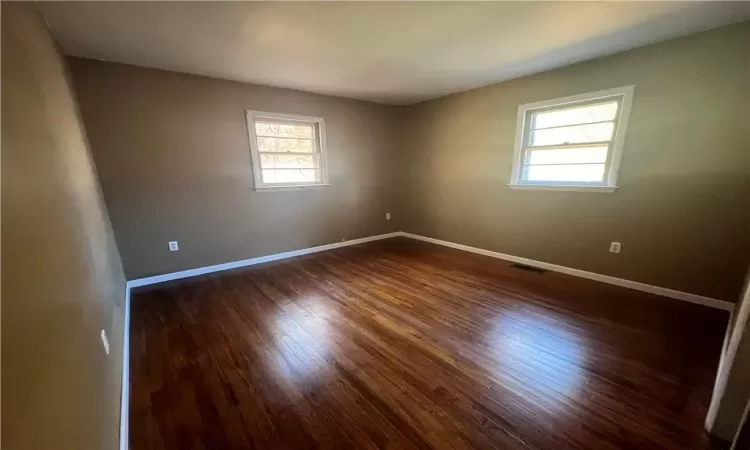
[400,22,750,302]
[1,4,127,449]
[69,58,403,279]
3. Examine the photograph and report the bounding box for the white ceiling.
[39,1,750,105]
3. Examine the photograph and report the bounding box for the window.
[246,111,328,190]
[510,86,634,192]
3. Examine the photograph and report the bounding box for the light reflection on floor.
[268,295,332,390]
[488,308,589,408]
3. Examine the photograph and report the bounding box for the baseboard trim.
[120,284,132,450]
[128,232,402,288]
[126,230,733,311]
[399,232,733,312]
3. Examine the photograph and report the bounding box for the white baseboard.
[127,229,733,311]
[128,232,402,288]
[399,232,733,312]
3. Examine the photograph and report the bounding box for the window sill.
[508,184,617,193]
[254,183,331,192]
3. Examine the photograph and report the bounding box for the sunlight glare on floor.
[489,310,588,408]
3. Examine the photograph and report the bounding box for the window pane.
[530,122,614,147]
[525,164,605,182]
[260,154,317,169]
[257,137,315,153]
[526,146,608,165]
[261,169,319,184]
[533,101,618,129]
[255,121,314,138]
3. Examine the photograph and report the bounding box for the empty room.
[3,1,750,449]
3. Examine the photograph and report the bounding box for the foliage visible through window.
[246,112,328,189]
[511,86,633,190]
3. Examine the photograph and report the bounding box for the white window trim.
[509,85,634,193]
[245,110,330,191]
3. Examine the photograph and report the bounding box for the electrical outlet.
[386,213,391,220]
[609,242,621,253]
[341,237,347,242]
[168,241,179,252]
[100,329,110,355]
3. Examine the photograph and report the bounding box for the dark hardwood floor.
[130,237,729,449]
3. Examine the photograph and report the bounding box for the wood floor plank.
[130,237,729,449]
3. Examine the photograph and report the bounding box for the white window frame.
[245,110,329,191]
[509,86,634,192]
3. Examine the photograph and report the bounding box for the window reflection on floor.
[268,295,332,391]
[488,309,589,408]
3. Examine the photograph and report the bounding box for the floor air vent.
[510,263,547,274]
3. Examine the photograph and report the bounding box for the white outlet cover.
[100,329,110,355]
[386,213,391,220]
[168,241,179,251]
[609,242,621,253]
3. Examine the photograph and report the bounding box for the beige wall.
[400,22,750,302]
[1,4,127,449]
[69,58,402,279]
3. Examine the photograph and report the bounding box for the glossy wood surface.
[130,238,729,449]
